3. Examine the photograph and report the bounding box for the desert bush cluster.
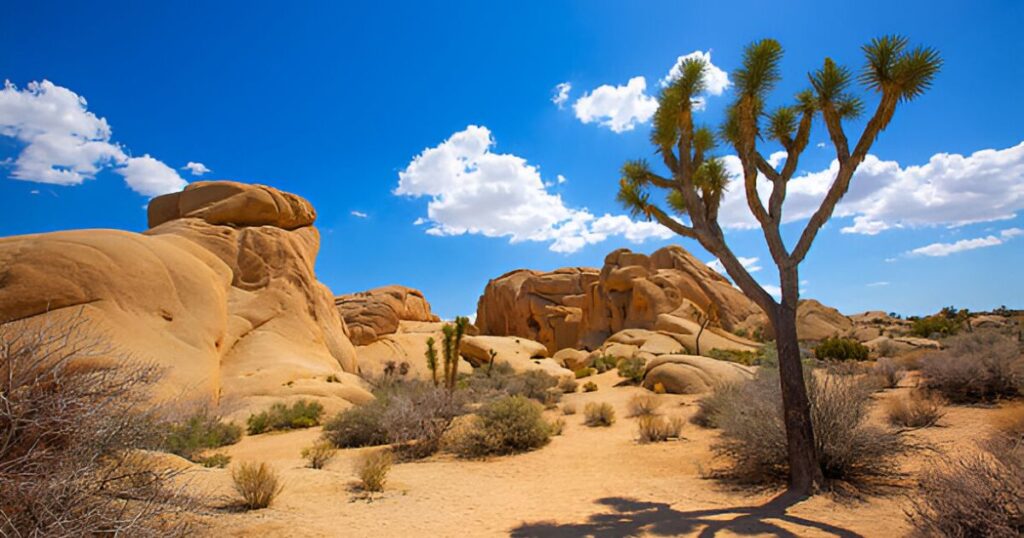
[885,390,945,429]
[247,399,325,434]
[161,408,242,463]
[0,314,195,536]
[919,331,1023,403]
[616,356,647,383]
[870,357,906,389]
[813,337,869,362]
[695,365,908,488]
[447,395,555,457]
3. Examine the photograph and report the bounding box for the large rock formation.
[0,181,371,420]
[335,285,440,345]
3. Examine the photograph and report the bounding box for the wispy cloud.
[350,210,368,218]
[551,82,571,109]
[907,227,1022,257]
[867,281,890,287]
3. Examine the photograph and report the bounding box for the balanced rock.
[336,285,440,345]
[0,181,371,420]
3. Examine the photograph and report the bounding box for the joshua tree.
[616,36,940,493]
[441,316,470,390]
[694,302,719,356]
[425,337,439,386]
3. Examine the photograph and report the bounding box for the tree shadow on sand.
[509,492,864,538]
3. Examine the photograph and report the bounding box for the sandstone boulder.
[865,335,941,355]
[460,335,571,379]
[641,355,754,394]
[794,299,854,341]
[336,285,439,345]
[0,181,371,420]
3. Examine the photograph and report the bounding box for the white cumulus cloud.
[660,50,731,95]
[572,77,658,133]
[715,142,1024,235]
[396,125,674,253]
[0,80,189,197]
[907,227,1023,257]
[182,161,211,176]
[552,82,571,109]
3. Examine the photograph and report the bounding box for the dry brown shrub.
[301,441,337,469]
[991,403,1024,440]
[871,357,907,389]
[356,449,393,492]
[907,437,1024,537]
[231,462,283,509]
[583,402,615,427]
[920,331,1023,403]
[0,312,197,536]
[561,403,576,416]
[885,390,945,428]
[627,394,661,417]
[637,415,683,443]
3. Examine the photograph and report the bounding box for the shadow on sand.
[509,492,864,538]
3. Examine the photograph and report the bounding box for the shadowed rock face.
[0,181,371,420]
[476,246,764,353]
[335,285,440,346]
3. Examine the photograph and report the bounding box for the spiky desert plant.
[425,337,439,386]
[442,316,470,390]
[615,36,940,493]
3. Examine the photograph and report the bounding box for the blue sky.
[2,0,1022,319]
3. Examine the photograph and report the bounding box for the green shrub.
[583,402,615,427]
[707,348,761,366]
[616,356,646,383]
[232,462,283,510]
[506,370,559,402]
[592,355,618,373]
[322,404,389,448]
[247,400,325,435]
[920,331,1023,403]
[910,314,961,338]
[574,367,596,379]
[449,395,552,457]
[161,409,242,460]
[813,337,869,362]
[582,381,598,392]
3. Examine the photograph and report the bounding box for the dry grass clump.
[561,403,577,415]
[448,396,552,457]
[637,415,684,443]
[991,403,1024,440]
[871,357,906,389]
[0,313,196,536]
[558,376,578,394]
[920,331,1023,403]
[627,393,661,417]
[301,441,337,469]
[582,381,598,392]
[885,390,945,429]
[691,382,742,429]
[907,437,1024,537]
[583,402,616,427]
[709,367,908,488]
[356,449,393,492]
[232,462,283,510]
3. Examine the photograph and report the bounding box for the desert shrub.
[617,356,647,383]
[550,417,566,436]
[574,367,596,379]
[161,408,242,460]
[583,402,616,427]
[871,357,906,389]
[907,437,1023,537]
[992,403,1024,440]
[561,403,577,415]
[707,348,761,366]
[322,403,389,448]
[691,382,743,429]
[873,338,899,358]
[356,449,393,492]
[450,396,552,457]
[710,367,908,487]
[592,355,618,373]
[582,381,598,392]
[301,441,337,469]
[231,462,283,510]
[506,369,559,402]
[247,400,325,434]
[627,394,661,417]
[885,390,945,428]
[920,331,1023,403]
[637,415,684,443]
[813,337,869,361]
[463,364,560,405]
[195,453,232,468]
[910,314,961,338]
[558,376,578,393]
[0,314,196,536]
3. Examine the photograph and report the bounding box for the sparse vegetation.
[322,403,389,448]
[637,415,684,443]
[991,403,1024,440]
[871,357,906,389]
[449,396,552,457]
[885,390,945,429]
[920,331,1023,403]
[574,367,596,379]
[582,381,598,392]
[301,441,337,469]
[232,462,283,510]
[592,355,618,373]
[583,402,616,427]
[356,449,393,492]
[691,382,743,429]
[0,314,195,536]
[907,437,1023,537]
[161,408,242,461]
[557,376,578,393]
[813,337,869,362]
[909,310,964,338]
[195,453,232,468]
[616,356,647,383]
[561,403,577,415]
[627,393,661,417]
[247,400,325,434]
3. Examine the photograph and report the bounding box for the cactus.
[425,337,439,386]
